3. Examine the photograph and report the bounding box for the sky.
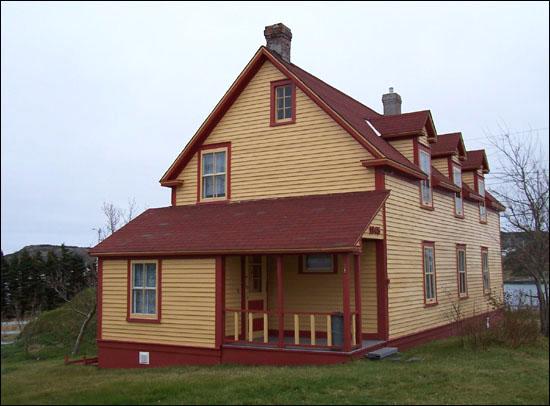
[1,1,549,254]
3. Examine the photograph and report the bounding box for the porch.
[220,247,386,355]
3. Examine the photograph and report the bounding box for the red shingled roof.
[90,191,390,256]
[368,111,433,138]
[431,133,466,158]
[275,53,424,176]
[432,166,460,192]
[463,150,489,172]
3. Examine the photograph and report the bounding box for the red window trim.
[475,174,487,223]
[421,241,438,307]
[270,79,296,127]
[196,142,232,203]
[456,244,469,299]
[127,259,162,323]
[415,141,434,210]
[298,254,338,274]
[481,247,490,295]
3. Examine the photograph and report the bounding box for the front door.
[246,255,267,340]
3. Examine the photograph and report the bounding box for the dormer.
[462,149,490,223]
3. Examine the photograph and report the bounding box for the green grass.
[1,338,548,405]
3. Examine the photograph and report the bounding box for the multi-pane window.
[249,256,262,293]
[453,165,464,217]
[132,262,157,315]
[478,177,487,222]
[419,149,433,206]
[423,244,437,304]
[457,246,468,297]
[304,254,334,273]
[481,249,490,293]
[202,150,226,199]
[275,85,292,121]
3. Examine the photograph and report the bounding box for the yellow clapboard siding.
[175,60,375,205]
[388,139,414,162]
[384,174,503,339]
[101,258,217,348]
[432,158,449,177]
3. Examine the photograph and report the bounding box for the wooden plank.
[310,314,316,346]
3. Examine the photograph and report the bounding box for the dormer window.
[478,176,487,223]
[453,165,464,217]
[270,79,296,126]
[418,147,433,207]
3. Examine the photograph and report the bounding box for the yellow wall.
[388,139,414,162]
[101,258,216,348]
[384,174,503,339]
[432,158,449,177]
[174,60,376,205]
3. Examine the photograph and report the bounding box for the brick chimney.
[382,87,402,115]
[264,23,292,62]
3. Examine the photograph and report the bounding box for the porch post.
[343,253,352,352]
[276,255,285,348]
[354,253,362,346]
[215,255,225,349]
[240,255,246,340]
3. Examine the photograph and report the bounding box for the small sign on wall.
[369,226,381,235]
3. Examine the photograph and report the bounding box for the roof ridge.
[267,48,381,118]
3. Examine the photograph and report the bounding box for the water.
[504,283,540,307]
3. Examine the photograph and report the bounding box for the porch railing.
[224,308,359,350]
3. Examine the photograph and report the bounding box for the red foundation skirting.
[97,339,220,368]
[97,310,501,368]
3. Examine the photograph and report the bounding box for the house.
[90,23,505,368]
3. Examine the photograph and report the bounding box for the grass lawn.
[1,338,548,405]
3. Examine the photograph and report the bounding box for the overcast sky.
[2,1,549,254]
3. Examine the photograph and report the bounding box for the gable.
[173,60,377,205]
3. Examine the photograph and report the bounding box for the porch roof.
[89,190,389,257]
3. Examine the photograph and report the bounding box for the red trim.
[126,259,162,323]
[375,167,385,190]
[170,187,176,207]
[215,256,225,348]
[270,79,296,127]
[196,142,231,203]
[375,240,389,340]
[456,244,469,299]
[361,158,426,180]
[412,137,419,165]
[276,255,284,348]
[97,258,103,340]
[342,254,351,352]
[421,241,438,306]
[298,253,338,274]
[353,253,362,344]
[240,255,246,339]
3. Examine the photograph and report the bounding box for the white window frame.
[419,149,433,207]
[130,260,158,318]
[275,84,293,122]
[453,165,464,217]
[200,147,228,201]
[481,249,490,293]
[457,246,468,297]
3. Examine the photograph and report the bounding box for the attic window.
[198,143,231,203]
[418,146,433,208]
[270,79,296,126]
[478,176,487,223]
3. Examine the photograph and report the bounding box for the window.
[456,245,468,297]
[422,243,437,304]
[478,177,487,223]
[481,248,490,293]
[453,165,464,217]
[199,145,229,201]
[270,80,295,126]
[419,148,433,207]
[131,262,157,316]
[249,256,262,293]
[301,254,336,273]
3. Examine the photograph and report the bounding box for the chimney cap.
[389,87,394,93]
